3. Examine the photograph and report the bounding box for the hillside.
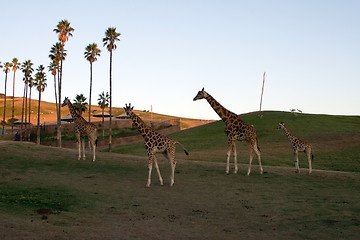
[0,96,213,129]
[112,111,360,172]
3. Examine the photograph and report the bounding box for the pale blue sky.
[1,0,359,120]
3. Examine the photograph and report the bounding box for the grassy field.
[0,111,360,239]
[113,111,360,172]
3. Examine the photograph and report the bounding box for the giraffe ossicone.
[62,97,98,162]
[124,103,189,187]
[194,88,263,175]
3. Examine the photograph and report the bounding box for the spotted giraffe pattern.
[277,122,313,173]
[124,104,188,187]
[193,88,263,175]
[62,97,98,161]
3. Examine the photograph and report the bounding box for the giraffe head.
[124,103,134,116]
[193,88,208,101]
[62,97,70,107]
[277,122,285,129]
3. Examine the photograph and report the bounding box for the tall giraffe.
[62,97,98,162]
[193,88,263,175]
[277,122,313,173]
[124,103,189,187]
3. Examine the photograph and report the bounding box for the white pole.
[259,72,266,112]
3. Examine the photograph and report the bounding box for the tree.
[49,42,66,116]
[27,76,34,140]
[84,43,101,123]
[73,94,88,116]
[2,62,11,135]
[21,60,34,141]
[103,27,120,152]
[34,65,47,144]
[11,58,21,130]
[97,91,109,139]
[53,20,74,147]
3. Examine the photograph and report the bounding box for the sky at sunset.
[1,0,359,120]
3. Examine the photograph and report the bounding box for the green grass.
[0,111,360,239]
[31,126,141,143]
[0,183,79,213]
[112,111,360,172]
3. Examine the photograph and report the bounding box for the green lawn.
[112,111,360,172]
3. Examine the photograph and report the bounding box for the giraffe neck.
[66,101,81,123]
[205,94,237,122]
[281,125,293,140]
[129,111,150,136]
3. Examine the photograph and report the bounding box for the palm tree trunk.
[28,87,32,140]
[12,71,16,131]
[108,50,113,152]
[57,55,63,147]
[89,62,93,122]
[37,91,41,145]
[54,71,58,116]
[20,84,26,141]
[102,108,105,139]
[24,83,28,140]
[2,73,8,135]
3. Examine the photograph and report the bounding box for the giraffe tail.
[256,139,261,152]
[176,141,189,156]
[311,153,314,161]
[95,139,98,147]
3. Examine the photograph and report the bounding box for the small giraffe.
[277,122,313,173]
[193,88,263,175]
[62,97,98,162]
[124,103,189,187]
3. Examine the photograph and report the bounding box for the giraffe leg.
[306,147,312,174]
[233,142,238,174]
[170,160,176,187]
[247,146,254,176]
[154,157,164,186]
[164,149,176,186]
[293,150,300,173]
[254,143,263,174]
[76,131,81,160]
[147,152,155,187]
[226,140,235,175]
[91,139,96,162]
[82,139,86,160]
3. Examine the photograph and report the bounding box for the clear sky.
[1,0,359,120]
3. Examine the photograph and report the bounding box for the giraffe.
[193,88,263,175]
[62,97,98,162]
[277,122,313,174]
[124,103,189,187]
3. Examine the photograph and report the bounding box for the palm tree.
[84,43,101,123]
[53,20,74,148]
[103,27,120,152]
[73,94,88,116]
[49,42,66,117]
[20,60,34,141]
[48,61,58,115]
[2,62,11,135]
[27,76,34,140]
[34,65,47,144]
[11,58,21,130]
[97,91,110,139]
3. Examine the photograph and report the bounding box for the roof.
[93,112,112,117]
